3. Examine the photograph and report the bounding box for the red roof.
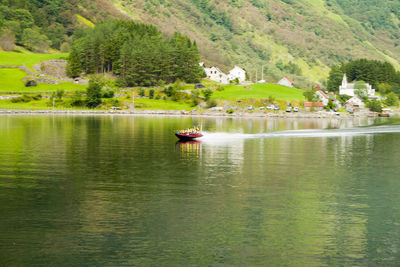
[284,76,294,84]
[317,89,329,99]
[304,102,324,107]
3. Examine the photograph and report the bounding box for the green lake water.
[1,115,400,266]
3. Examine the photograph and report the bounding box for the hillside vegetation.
[110,0,400,86]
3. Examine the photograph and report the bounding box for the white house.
[203,64,246,84]
[346,95,365,108]
[339,74,375,97]
[278,76,294,87]
[204,66,229,84]
[227,66,246,83]
[315,88,329,106]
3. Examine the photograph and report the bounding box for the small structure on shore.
[278,76,294,87]
[346,95,365,109]
[304,101,324,111]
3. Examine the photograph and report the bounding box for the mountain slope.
[110,0,400,86]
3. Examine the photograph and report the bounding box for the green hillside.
[1,0,400,90]
[109,0,400,86]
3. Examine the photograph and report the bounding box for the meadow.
[0,68,86,93]
[212,83,305,100]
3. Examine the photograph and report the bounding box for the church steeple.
[342,73,348,87]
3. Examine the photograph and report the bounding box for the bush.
[164,86,175,97]
[202,88,213,101]
[102,89,115,98]
[149,89,155,99]
[11,95,32,103]
[226,108,235,114]
[25,78,37,87]
[206,98,218,108]
[366,99,383,112]
[138,88,145,97]
[70,91,85,107]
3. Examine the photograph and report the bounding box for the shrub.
[102,89,115,98]
[11,95,32,103]
[202,88,213,101]
[138,88,145,97]
[226,108,235,114]
[366,99,382,112]
[25,78,37,87]
[149,89,155,99]
[206,98,218,108]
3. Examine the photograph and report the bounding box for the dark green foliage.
[149,89,154,99]
[67,20,203,86]
[202,88,213,101]
[11,94,32,103]
[327,59,400,97]
[86,79,102,108]
[366,99,383,112]
[337,94,351,105]
[24,78,37,87]
[327,66,343,92]
[70,91,85,106]
[138,88,145,97]
[384,92,398,106]
[164,86,175,97]
[303,89,316,101]
[325,99,337,110]
[102,89,114,98]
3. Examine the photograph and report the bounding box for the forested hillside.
[110,0,400,85]
[67,20,204,86]
[1,0,399,88]
[0,0,126,52]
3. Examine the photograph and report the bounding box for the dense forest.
[0,0,120,52]
[327,59,400,96]
[67,20,204,86]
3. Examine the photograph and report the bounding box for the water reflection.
[1,115,400,265]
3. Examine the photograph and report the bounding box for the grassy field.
[0,68,86,93]
[0,50,68,66]
[212,83,305,100]
[133,98,192,110]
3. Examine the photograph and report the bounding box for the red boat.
[175,128,203,141]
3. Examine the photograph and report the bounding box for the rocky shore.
[0,108,393,119]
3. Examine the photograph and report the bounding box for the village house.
[339,74,375,97]
[203,66,229,84]
[278,76,294,87]
[304,101,324,111]
[201,63,246,84]
[315,88,329,106]
[227,66,246,83]
[346,95,365,109]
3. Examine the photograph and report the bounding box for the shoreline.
[0,108,391,119]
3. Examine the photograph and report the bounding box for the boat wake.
[200,124,400,144]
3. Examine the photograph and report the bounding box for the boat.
[175,127,203,141]
[378,113,390,117]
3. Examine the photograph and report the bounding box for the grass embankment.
[0,68,86,93]
[0,50,68,69]
[212,83,305,100]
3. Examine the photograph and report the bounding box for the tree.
[327,65,343,92]
[384,92,398,106]
[0,29,15,51]
[86,79,102,108]
[202,88,213,101]
[354,81,368,100]
[67,48,82,78]
[366,99,382,112]
[21,28,51,52]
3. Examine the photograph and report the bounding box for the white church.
[339,74,375,97]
